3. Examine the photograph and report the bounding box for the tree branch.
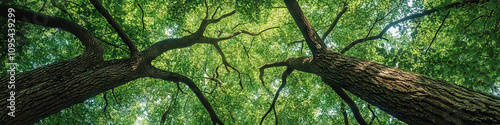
[341,102,350,125]
[161,87,180,125]
[367,105,382,125]
[232,23,247,30]
[425,11,450,53]
[213,27,279,42]
[212,43,243,89]
[51,0,74,20]
[260,68,294,125]
[0,5,104,56]
[94,36,130,53]
[321,2,348,41]
[285,0,329,56]
[136,2,146,31]
[259,61,287,86]
[39,0,47,12]
[288,39,305,45]
[330,84,367,125]
[90,0,139,57]
[340,0,482,54]
[147,66,223,124]
[103,92,109,112]
[464,15,491,29]
[112,88,119,104]
[194,10,236,36]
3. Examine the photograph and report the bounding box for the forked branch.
[285,0,329,56]
[340,0,483,54]
[213,43,243,89]
[147,66,223,124]
[260,68,294,125]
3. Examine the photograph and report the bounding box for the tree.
[1,0,499,124]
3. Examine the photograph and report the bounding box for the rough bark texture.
[0,56,147,124]
[313,52,500,125]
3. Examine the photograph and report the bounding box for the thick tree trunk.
[282,0,500,124]
[312,52,500,125]
[0,55,146,124]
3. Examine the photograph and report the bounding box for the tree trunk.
[0,55,146,124]
[282,0,500,124]
[314,52,500,125]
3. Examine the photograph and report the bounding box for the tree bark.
[314,52,500,125]
[0,56,147,124]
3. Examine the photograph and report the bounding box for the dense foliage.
[1,0,499,124]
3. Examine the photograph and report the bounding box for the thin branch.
[341,0,482,54]
[425,11,450,53]
[176,82,187,94]
[204,0,209,19]
[288,39,305,45]
[260,68,294,125]
[39,0,47,12]
[484,10,494,29]
[213,27,279,42]
[330,84,367,125]
[112,88,119,104]
[464,15,491,29]
[321,2,348,41]
[103,92,108,112]
[362,2,401,48]
[243,37,254,58]
[212,6,221,19]
[273,105,278,125]
[161,88,180,125]
[136,2,146,31]
[232,23,247,30]
[147,67,223,124]
[182,28,194,34]
[90,0,139,57]
[94,36,130,53]
[273,6,287,8]
[212,43,243,89]
[367,105,382,125]
[51,0,74,20]
[341,102,349,125]
[194,10,236,36]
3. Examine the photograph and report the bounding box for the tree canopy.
[1,0,499,124]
